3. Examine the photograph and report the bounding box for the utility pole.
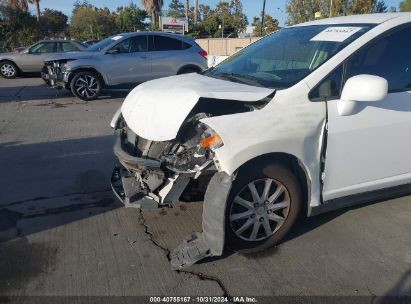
[261,0,266,36]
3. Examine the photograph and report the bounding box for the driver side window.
[112,36,148,53]
[345,24,411,93]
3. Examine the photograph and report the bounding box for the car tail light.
[199,51,208,59]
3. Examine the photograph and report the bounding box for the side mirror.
[106,48,119,55]
[337,74,388,116]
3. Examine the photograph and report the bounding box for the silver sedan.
[0,40,86,79]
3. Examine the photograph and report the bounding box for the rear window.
[152,36,191,51]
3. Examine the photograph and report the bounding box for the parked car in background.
[110,13,411,269]
[0,40,87,79]
[43,32,208,100]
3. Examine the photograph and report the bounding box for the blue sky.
[33,0,402,26]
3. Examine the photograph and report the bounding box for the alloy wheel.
[74,74,99,99]
[229,178,290,242]
[1,63,16,77]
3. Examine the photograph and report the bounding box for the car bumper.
[42,66,70,88]
[111,136,193,209]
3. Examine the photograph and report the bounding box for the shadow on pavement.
[0,82,132,103]
[0,135,123,242]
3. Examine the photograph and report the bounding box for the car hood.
[44,51,94,62]
[121,73,274,141]
[0,52,18,59]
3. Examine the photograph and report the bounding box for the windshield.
[205,24,373,89]
[84,35,123,52]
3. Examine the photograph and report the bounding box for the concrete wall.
[195,37,260,56]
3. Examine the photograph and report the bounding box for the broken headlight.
[199,124,224,151]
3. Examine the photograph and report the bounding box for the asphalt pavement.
[0,76,410,301]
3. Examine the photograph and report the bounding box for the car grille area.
[121,127,169,159]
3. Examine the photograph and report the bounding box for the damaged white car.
[111,13,411,269]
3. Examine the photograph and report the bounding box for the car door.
[322,24,411,201]
[102,35,151,85]
[149,35,186,79]
[20,41,57,72]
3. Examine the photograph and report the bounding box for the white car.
[111,13,411,269]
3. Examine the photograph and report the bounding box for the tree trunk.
[151,11,156,29]
[194,0,198,25]
[185,0,189,22]
[35,0,40,22]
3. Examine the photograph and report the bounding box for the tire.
[70,71,102,101]
[0,61,18,79]
[225,162,302,253]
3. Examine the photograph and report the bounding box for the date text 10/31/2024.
[149,296,258,303]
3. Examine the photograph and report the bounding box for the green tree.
[0,3,38,50]
[252,14,279,37]
[400,0,411,11]
[167,0,185,18]
[116,3,147,32]
[371,0,387,12]
[40,8,67,37]
[286,0,388,25]
[69,2,116,40]
[140,0,163,29]
[201,1,247,38]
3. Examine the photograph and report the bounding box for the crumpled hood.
[121,73,273,141]
[44,51,94,62]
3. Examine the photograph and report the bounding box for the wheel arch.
[233,152,310,217]
[0,59,21,73]
[68,67,107,86]
[177,64,203,75]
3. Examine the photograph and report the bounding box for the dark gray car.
[0,40,87,78]
[42,32,208,100]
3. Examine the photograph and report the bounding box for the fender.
[201,83,327,210]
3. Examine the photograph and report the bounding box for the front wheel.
[0,61,18,79]
[70,71,102,101]
[225,162,302,253]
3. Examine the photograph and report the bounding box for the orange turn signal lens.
[200,134,222,149]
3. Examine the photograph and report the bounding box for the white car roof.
[294,13,411,27]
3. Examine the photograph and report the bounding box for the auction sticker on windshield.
[310,27,362,42]
[111,35,123,40]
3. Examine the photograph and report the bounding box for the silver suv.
[43,32,208,100]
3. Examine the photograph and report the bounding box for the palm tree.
[7,0,28,11]
[194,0,198,24]
[28,0,40,21]
[185,0,189,21]
[141,0,163,29]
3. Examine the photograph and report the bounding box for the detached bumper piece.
[171,172,233,269]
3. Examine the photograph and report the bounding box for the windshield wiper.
[213,72,265,87]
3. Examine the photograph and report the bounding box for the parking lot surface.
[0,77,410,300]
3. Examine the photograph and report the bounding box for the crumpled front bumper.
[42,65,70,88]
[111,165,159,209]
[111,137,190,209]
